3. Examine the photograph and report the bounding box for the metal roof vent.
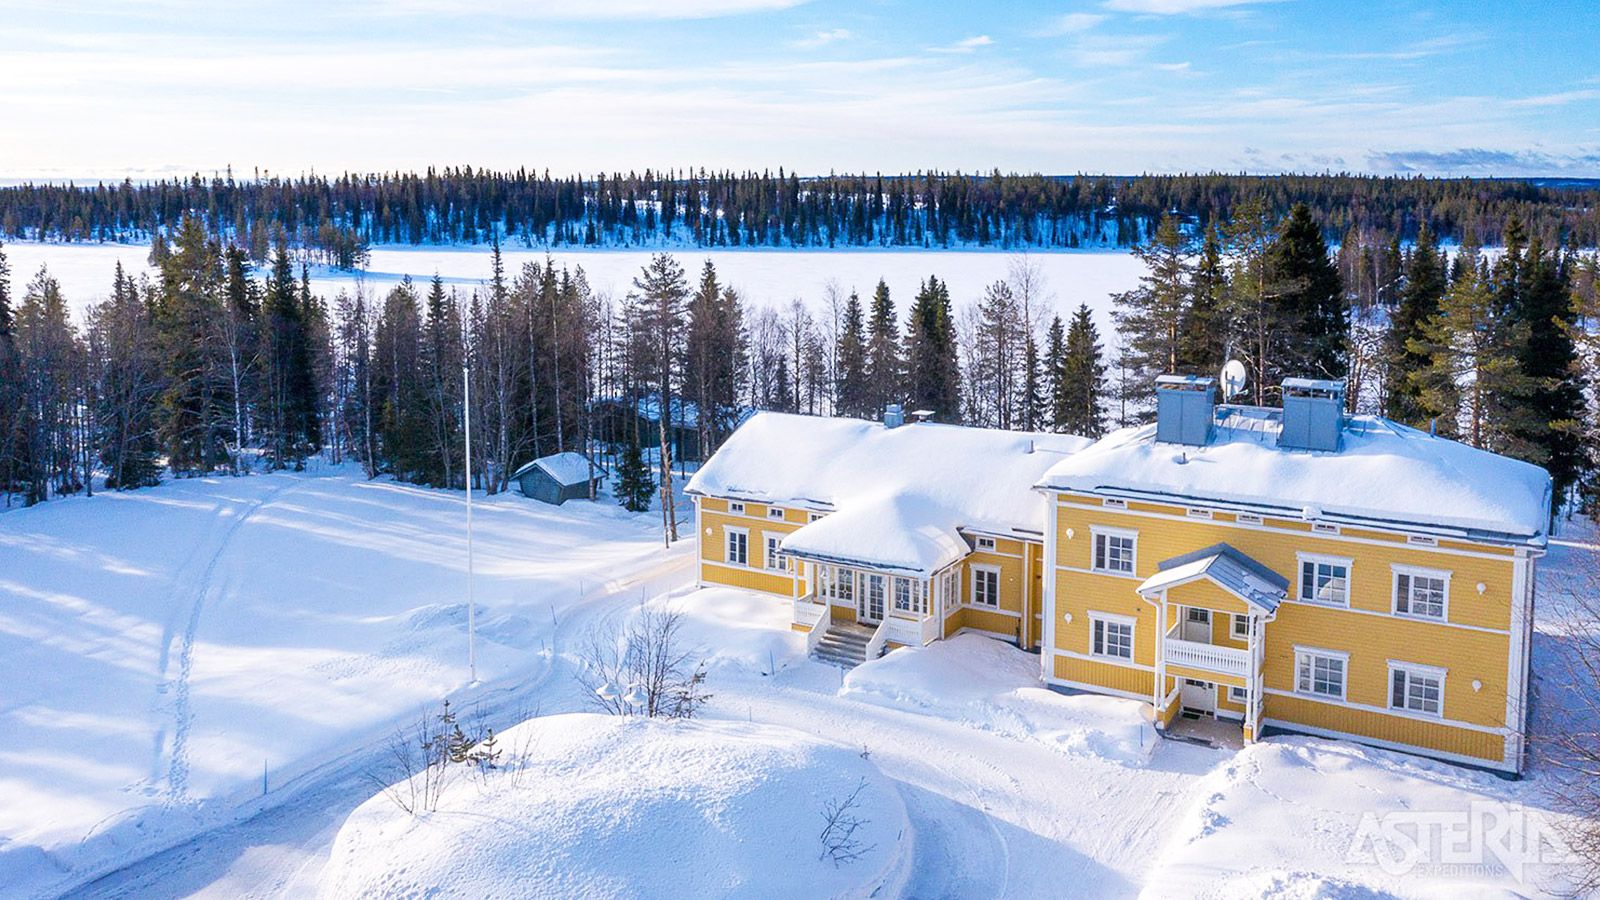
[1279,378,1345,452]
[1154,375,1215,447]
[883,404,904,429]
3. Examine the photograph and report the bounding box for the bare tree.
[818,777,877,866]
[576,604,710,719]
[1543,547,1600,894]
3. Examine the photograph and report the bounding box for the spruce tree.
[1269,203,1347,382]
[1111,213,1192,419]
[262,242,317,469]
[1512,239,1586,504]
[614,436,655,512]
[864,279,900,416]
[1181,218,1228,374]
[1044,314,1068,431]
[1384,224,1446,425]
[155,215,231,473]
[904,276,960,422]
[1021,333,1043,432]
[834,290,869,418]
[1058,304,1107,438]
[0,240,18,501]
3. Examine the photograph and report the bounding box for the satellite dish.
[1220,359,1247,401]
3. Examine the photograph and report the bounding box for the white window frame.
[1227,685,1248,704]
[1294,646,1349,701]
[1236,513,1263,525]
[974,536,997,551]
[1312,522,1340,535]
[1407,534,1438,547]
[1392,564,1450,621]
[970,564,1001,607]
[1102,497,1127,509]
[809,512,825,522]
[724,526,749,566]
[1296,552,1353,608]
[764,534,787,572]
[1185,507,1213,519]
[1388,661,1446,718]
[767,506,786,520]
[1090,526,1138,575]
[893,576,926,615]
[1089,611,1135,661]
[728,501,745,515]
[1231,612,1250,640]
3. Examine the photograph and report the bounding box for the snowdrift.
[319,713,913,900]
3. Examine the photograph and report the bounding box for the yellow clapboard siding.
[1264,693,1506,763]
[1053,654,1153,697]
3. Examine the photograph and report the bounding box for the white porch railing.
[865,618,893,661]
[796,594,831,654]
[1162,626,1249,678]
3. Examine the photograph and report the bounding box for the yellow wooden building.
[686,380,1551,775]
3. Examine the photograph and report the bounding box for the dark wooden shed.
[511,452,606,504]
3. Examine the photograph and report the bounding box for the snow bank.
[841,634,1156,764]
[320,713,913,900]
[1038,410,1551,543]
[663,587,810,676]
[1140,738,1582,899]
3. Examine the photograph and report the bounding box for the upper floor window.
[1393,566,1449,620]
[1092,528,1137,575]
[975,536,997,551]
[1295,647,1347,700]
[971,565,1000,607]
[1298,554,1352,607]
[1102,498,1127,509]
[725,527,748,566]
[728,501,745,515]
[1231,613,1250,639]
[809,512,825,522]
[767,507,785,520]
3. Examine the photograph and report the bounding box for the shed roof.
[511,452,605,488]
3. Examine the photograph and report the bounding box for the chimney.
[1154,375,1215,447]
[883,404,904,429]
[1279,378,1345,452]
[911,409,936,424]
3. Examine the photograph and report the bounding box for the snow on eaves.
[1036,409,1552,545]
[512,451,602,487]
[686,412,1092,574]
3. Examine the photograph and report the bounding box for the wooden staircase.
[811,621,879,668]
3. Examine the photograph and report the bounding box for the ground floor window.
[1090,613,1134,660]
[818,564,856,603]
[725,527,748,566]
[971,565,1000,607]
[893,576,926,614]
[1389,663,1444,716]
[1295,648,1347,700]
[765,534,787,572]
[939,567,960,616]
[1228,685,1248,704]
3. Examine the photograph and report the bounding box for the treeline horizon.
[2,169,1598,264]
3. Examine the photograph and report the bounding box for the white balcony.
[1163,628,1249,678]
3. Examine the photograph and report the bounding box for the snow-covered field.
[1,473,1594,899]
[0,241,1141,332]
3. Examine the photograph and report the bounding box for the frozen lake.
[3,241,1143,333]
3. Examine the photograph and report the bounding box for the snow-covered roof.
[1137,542,1288,613]
[1036,405,1552,546]
[512,451,603,487]
[686,413,1093,575]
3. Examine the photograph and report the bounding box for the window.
[1186,507,1213,519]
[768,507,785,520]
[1092,528,1137,575]
[1394,566,1449,620]
[893,577,925,614]
[1228,685,1248,704]
[1102,497,1127,509]
[1390,663,1445,716]
[1407,535,1438,547]
[1312,523,1340,535]
[1295,648,1347,700]
[809,512,825,522]
[971,565,1000,607]
[1090,613,1134,660]
[834,567,855,602]
[765,535,787,571]
[1231,613,1250,639]
[974,536,997,551]
[724,527,748,566]
[729,501,745,515]
[1236,513,1263,525]
[941,568,960,617]
[1298,554,1352,607]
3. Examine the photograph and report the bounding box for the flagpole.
[464,326,477,684]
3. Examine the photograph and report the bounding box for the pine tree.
[1511,239,1586,504]
[262,242,318,469]
[685,261,748,456]
[1384,224,1447,425]
[614,436,655,512]
[154,215,232,473]
[1111,213,1192,419]
[1045,314,1068,431]
[0,240,19,502]
[1269,203,1347,382]
[1181,217,1228,373]
[421,275,462,487]
[1021,332,1043,432]
[1223,198,1283,405]
[630,254,689,544]
[88,263,163,489]
[865,279,901,416]
[904,276,960,422]
[1058,304,1107,438]
[834,290,869,418]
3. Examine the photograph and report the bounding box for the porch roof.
[1136,542,1288,613]
[778,493,967,576]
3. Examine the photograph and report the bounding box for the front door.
[1183,607,1211,642]
[859,573,886,624]
[1181,678,1215,715]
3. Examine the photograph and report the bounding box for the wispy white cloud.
[792,28,852,49]
[1041,12,1107,34]
[363,0,815,19]
[1070,33,1170,67]
[930,35,994,54]
[1153,61,1191,71]
[1102,0,1278,14]
[1506,88,1600,108]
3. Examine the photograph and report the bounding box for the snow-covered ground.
[2,471,1595,899]
[0,241,1141,334]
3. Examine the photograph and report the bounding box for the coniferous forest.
[1,193,1597,522]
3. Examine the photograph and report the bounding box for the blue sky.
[2,0,1597,180]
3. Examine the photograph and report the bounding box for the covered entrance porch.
[1135,542,1287,744]
[791,560,962,666]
